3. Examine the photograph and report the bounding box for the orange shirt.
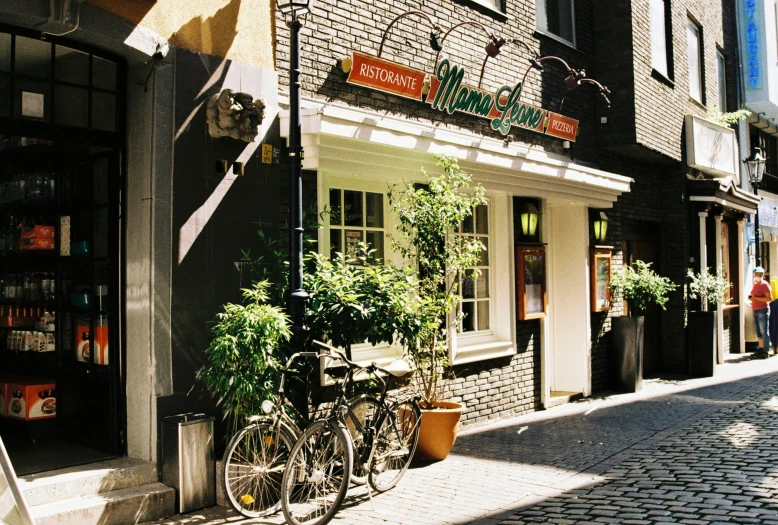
[751,282,772,311]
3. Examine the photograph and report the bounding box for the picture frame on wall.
[516,245,546,320]
[591,247,612,312]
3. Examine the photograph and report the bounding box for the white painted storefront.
[281,99,632,406]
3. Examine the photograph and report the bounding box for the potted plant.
[686,266,731,377]
[197,281,291,433]
[609,260,677,392]
[389,154,486,461]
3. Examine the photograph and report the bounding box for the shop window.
[454,204,491,333]
[92,57,117,91]
[0,33,10,72]
[650,0,671,78]
[536,0,576,46]
[55,46,89,85]
[0,30,120,133]
[687,19,704,103]
[721,222,732,303]
[465,0,503,11]
[329,188,385,261]
[54,85,88,128]
[716,49,726,111]
[15,37,51,78]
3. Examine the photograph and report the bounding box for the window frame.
[328,187,386,261]
[650,0,670,78]
[687,18,704,104]
[449,192,516,365]
[454,203,492,337]
[535,0,577,48]
[715,48,726,112]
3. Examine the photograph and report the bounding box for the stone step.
[19,458,158,507]
[29,482,175,525]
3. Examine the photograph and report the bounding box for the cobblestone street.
[144,356,778,525]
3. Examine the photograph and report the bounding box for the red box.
[20,237,55,250]
[20,225,55,239]
[6,381,56,420]
[19,225,56,250]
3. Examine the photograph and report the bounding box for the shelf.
[0,200,59,216]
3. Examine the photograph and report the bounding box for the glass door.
[56,150,122,453]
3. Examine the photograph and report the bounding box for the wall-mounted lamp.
[593,211,609,242]
[520,202,539,237]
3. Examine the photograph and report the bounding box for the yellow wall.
[84,0,274,69]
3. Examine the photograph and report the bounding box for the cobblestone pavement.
[144,355,778,525]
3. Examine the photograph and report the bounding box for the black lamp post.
[745,146,767,267]
[278,0,314,351]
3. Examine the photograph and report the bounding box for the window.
[329,188,385,260]
[687,20,703,103]
[454,204,490,333]
[716,50,726,111]
[466,0,502,11]
[650,0,669,77]
[750,126,778,194]
[536,0,576,46]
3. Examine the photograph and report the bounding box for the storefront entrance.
[0,27,125,475]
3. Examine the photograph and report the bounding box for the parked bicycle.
[222,347,392,518]
[280,340,421,525]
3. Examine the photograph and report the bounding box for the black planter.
[688,310,717,377]
[611,316,644,393]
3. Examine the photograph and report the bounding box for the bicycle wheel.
[368,400,421,493]
[345,395,380,485]
[223,419,297,518]
[281,419,353,525]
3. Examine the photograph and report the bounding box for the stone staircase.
[18,458,175,525]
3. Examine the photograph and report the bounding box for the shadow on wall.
[171,0,242,59]
[85,0,243,59]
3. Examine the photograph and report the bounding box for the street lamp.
[278,0,314,356]
[744,146,767,267]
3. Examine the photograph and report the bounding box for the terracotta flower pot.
[413,401,463,461]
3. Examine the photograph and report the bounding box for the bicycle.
[280,340,422,525]
[222,348,382,518]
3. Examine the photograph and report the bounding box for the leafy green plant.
[306,244,420,359]
[609,260,677,315]
[197,282,291,431]
[705,106,751,127]
[687,266,731,311]
[389,154,487,408]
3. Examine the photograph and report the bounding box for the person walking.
[749,267,772,359]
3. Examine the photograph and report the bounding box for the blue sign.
[743,0,761,89]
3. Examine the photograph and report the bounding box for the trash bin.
[160,413,216,513]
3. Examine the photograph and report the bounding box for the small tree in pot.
[686,266,731,376]
[608,260,677,392]
[389,154,486,461]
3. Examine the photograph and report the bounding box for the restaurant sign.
[344,51,579,141]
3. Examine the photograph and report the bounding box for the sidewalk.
[142,354,778,525]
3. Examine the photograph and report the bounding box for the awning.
[280,98,633,209]
[687,178,759,214]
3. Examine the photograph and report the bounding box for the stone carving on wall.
[206,89,266,142]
